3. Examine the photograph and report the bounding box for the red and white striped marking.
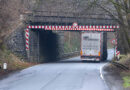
[116,51,120,56]
[25,23,120,50]
[111,38,117,45]
[111,38,120,57]
[115,38,120,58]
[25,29,29,50]
[115,46,120,56]
[27,25,119,31]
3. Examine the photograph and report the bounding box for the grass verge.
[123,75,130,88]
[0,49,37,77]
[116,54,130,89]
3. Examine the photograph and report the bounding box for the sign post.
[111,39,117,60]
[116,51,120,60]
[111,38,120,60]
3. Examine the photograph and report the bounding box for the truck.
[80,31,107,61]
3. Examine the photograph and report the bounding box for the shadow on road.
[55,60,109,64]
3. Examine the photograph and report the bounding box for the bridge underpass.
[0,0,125,89]
[29,30,60,62]
[5,10,121,65]
[25,19,119,63]
[21,2,120,62]
[29,29,81,63]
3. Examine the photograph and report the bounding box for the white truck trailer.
[80,31,107,61]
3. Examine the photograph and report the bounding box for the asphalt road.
[0,49,114,90]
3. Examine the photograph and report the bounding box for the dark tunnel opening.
[39,31,59,62]
[32,30,59,63]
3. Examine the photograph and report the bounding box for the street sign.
[73,22,78,26]
[111,39,117,45]
[72,22,78,28]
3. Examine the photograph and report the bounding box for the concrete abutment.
[29,30,64,62]
[6,25,65,63]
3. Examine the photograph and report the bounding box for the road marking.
[100,63,107,80]
[100,63,110,90]
[100,65,104,80]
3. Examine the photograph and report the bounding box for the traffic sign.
[111,39,117,45]
[72,22,78,28]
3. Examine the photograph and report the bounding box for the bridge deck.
[26,11,118,25]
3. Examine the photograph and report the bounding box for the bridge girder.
[25,11,118,25]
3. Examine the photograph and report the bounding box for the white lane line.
[100,66,104,80]
[100,63,107,80]
[100,63,110,90]
[100,65,105,80]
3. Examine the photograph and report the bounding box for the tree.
[0,0,37,50]
[97,0,130,54]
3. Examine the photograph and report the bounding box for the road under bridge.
[7,0,120,63]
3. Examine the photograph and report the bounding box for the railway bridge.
[7,0,120,63]
[23,10,119,62]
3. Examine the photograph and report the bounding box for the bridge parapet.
[24,11,118,25]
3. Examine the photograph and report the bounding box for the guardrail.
[110,61,130,71]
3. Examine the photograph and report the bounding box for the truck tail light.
[80,50,83,55]
[98,52,100,56]
[96,58,100,61]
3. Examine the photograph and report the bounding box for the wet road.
[0,49,114,90]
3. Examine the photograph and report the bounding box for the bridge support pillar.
[53,31,64,59]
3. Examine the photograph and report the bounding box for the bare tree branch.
[97,3,122,24]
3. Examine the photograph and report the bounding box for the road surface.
[0,49,114,90]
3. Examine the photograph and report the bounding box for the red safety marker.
[111,38,117,45]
